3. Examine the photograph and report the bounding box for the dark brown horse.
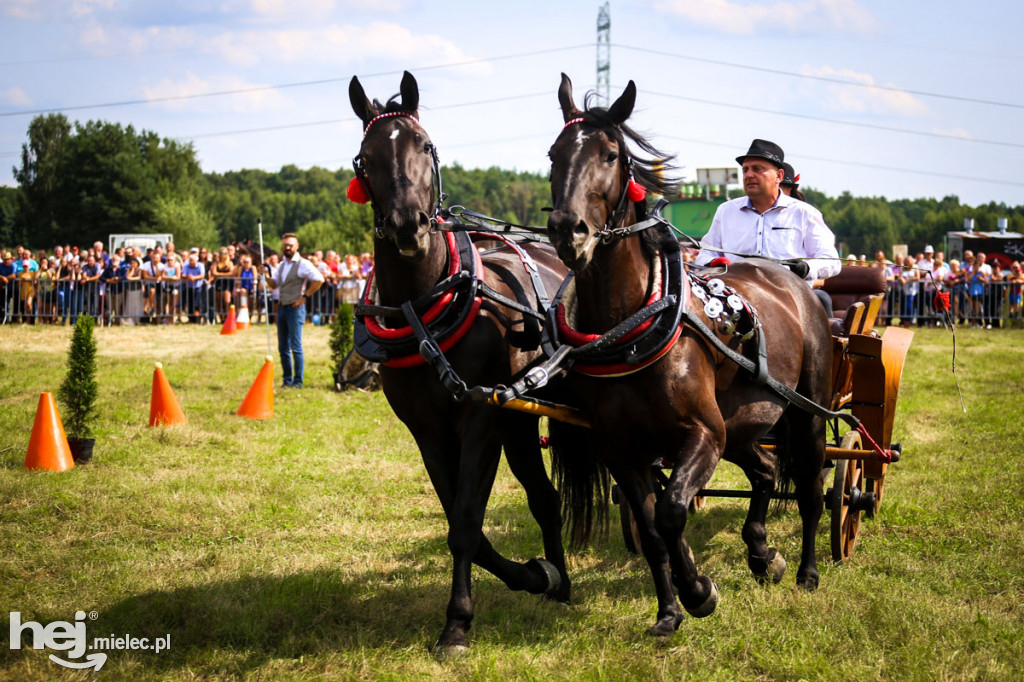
[546,74,832,637]
[348,72,577,656]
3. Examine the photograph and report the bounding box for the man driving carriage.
[694,139,840,315]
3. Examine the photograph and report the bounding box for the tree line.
[2,113,1021,256]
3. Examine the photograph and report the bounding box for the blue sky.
[1,0,1022,210]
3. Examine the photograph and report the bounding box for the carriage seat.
[821,265,886,337]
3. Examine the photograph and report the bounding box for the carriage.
[612,264,914,564]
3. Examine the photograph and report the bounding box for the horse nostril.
[573,221,589,238]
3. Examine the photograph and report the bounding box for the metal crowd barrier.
[879,279,1022,328]
[3,274,1018,328]
[1,275,369,326]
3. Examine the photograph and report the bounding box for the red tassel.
[347,177,370,204]
[934,290,951,313]
[626,178,647,203]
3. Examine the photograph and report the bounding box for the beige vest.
[277,257,305,305]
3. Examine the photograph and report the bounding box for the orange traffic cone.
[149,362,187,427]
[220,304,237,335]
[236,356,274,420]
[24,392,75,472]
[236,295,251,331]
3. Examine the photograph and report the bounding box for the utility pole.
[596,2,611,106]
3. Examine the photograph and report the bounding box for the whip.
[257,219,273,358]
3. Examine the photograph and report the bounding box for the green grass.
[1,324,1022,680]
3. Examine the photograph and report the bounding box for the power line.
[0,45,590,118]
[660,134,1024,187]
[642,89,1024,149]
[616,43,1024,111]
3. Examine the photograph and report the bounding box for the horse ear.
[558,72,581,123]
[607,80,636,125]
[400,71,419,117]
[349,76,378,124]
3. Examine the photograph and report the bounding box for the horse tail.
[548,418,610,548]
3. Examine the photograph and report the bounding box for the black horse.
[545,74,832,637]
[348,72,579,656]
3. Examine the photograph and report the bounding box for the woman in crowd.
[967,252,992,328]
[946,259,968,324]
[162,254,182,324]
[235,254,258,323]
[122,257,144,326]
[1008,262,1023,320]
[209,248,237,323]
[896,255,919,326]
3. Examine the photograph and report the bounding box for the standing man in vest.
[265,233,324,388]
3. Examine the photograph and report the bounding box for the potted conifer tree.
[58,315,98,463]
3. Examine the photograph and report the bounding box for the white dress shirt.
[695,193,840,282]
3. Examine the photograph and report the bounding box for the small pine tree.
[329,303,355,386]
[58,315,98,440]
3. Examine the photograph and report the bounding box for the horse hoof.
[685,579,719,619]
[750,549,787,585]
[797,575,819,592]
[527,557,564,599]
[645,615,681,638]
[431,642,470,660]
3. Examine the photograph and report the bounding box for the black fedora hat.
[781,162,800,187]
[736,139,785,169]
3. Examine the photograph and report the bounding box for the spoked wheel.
[828,431,873,563]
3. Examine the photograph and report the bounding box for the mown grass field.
[1,323,1022,681]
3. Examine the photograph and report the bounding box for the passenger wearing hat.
[695,138,840,315]
[780,162,806,202]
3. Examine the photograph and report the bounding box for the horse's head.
[547,74,637,271]
[547,74,677,272]
[349,71,439,260]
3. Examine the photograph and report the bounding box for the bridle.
[352,111,447,238]
[558,117,654,246]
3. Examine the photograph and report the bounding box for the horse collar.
[353,230,482,369]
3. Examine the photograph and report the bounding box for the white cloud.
[220,0,406,23]
[71,0,116,18]
[652,0,878,36]
[206,22,488,74]
[931,128,973,141]
[2,0,42,20]
[1,87,33,107]
[801,65,928,116]
[141,72,289,113]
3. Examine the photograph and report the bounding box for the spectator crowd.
[2,240,1021,328]
[0,241,375,326]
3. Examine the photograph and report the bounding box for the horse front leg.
[613,467,684,637]
[656,426,723,621]
[499,412,571,602]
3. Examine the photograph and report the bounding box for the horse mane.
[580,92,682,255]
[580,92,680,199]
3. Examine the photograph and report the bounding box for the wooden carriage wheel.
[829,431,865,563]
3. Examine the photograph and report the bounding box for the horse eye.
[606,151,618,163]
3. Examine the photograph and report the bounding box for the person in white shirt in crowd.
[695,139,841,316]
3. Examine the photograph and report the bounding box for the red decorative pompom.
[934,290,951,313]
[347,176,370,204]
[625,178,647,203]
[709,257,731,268]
